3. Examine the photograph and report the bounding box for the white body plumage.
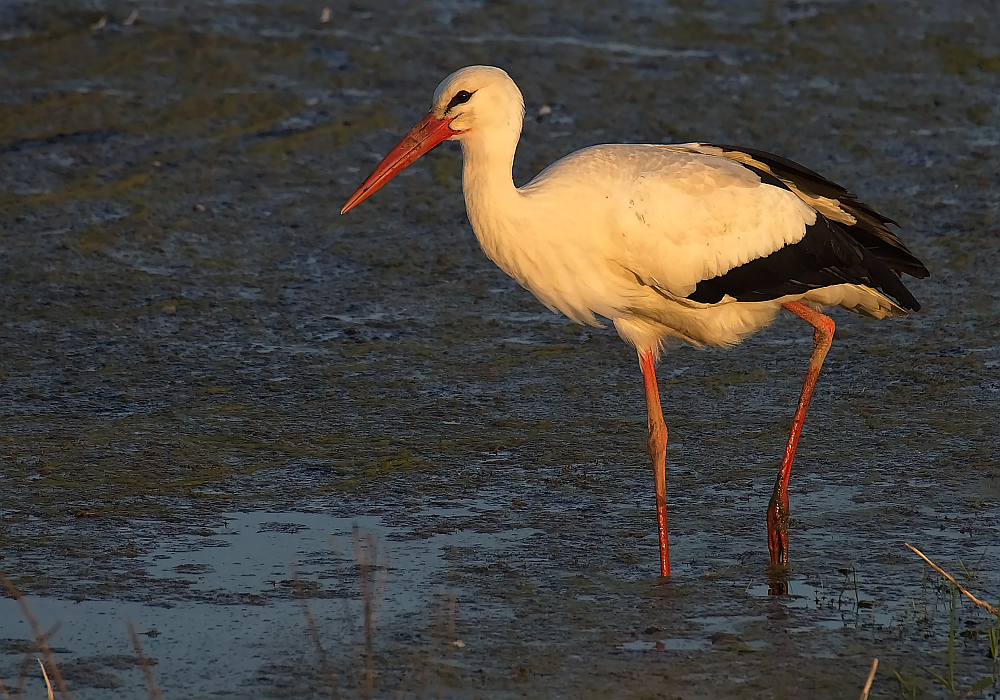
[445,67,907,356]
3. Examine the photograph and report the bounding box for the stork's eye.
[446,90,474,112]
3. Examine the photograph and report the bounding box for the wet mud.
[1,0,999,698]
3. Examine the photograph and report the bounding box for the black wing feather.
[686,144,928,311]
[688,216,921,310]
[707,143,930,280]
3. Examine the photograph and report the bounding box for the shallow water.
[2,0,1000,697]
[1,511,538,697]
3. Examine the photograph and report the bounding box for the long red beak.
[341,112,457,214]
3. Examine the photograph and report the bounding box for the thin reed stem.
[126,621,164,700]
[905,543,1000,616]
[0,571,73,700]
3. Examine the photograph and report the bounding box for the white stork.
[341,65,929,578]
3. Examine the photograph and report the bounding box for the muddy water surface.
[1,0,999,698]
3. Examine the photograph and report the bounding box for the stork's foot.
[766,491,789,567]
[766,494,790,595]
[765,565,790,596]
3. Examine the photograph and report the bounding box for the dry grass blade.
[294,573,342,700]
[353,527,388,700]
[859,657,878,700]
[904,543,1000,616]
[37,660,54,700]
[356,531,375,700]
[126,621,164,700]
[0,571,73,700]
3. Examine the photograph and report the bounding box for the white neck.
[461,129,520,205]
[459,128,525,273]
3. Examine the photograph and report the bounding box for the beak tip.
[340,196,360,215]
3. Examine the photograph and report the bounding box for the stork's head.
[341,65,524,214]
[429,65,525,137]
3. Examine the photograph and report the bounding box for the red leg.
[767,302,836,567]
[639,350,670,577]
